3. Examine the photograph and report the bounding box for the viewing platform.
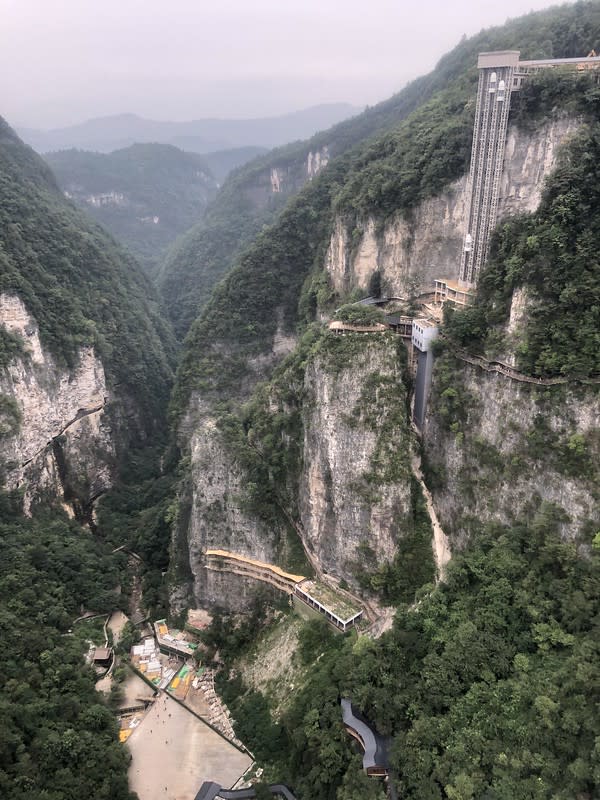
[293,581,362,632]
[434,278,473,307]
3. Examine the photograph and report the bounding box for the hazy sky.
[2,0,559,128]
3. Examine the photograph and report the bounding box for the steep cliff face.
[170,324,299,612]
[299,336,412,585]
[0,117,174,517]
[184,413,281,608]
[423,355,600,545]
[325,116,580,297]
[0,294,119,516]
[174,331,429,609]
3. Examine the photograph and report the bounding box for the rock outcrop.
[423,356,600,545]
[299,337,412,585]
[0,294,116,516]
[325,116,580,297]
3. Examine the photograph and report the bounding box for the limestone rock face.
[299,338,412,586]
[171,405,281,613]
[0,294,116,515]
[325,116,581,297]
[176,335,416,608]
[423,361,600,545]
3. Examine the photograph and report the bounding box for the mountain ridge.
[18,103,362,154]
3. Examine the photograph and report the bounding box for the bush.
[334,304,385,326]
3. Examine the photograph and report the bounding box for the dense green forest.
[0,118,174,424]
[214,509,599,800]
[158,168,289,338]
[0,497,134,800]
[45,144,217,277]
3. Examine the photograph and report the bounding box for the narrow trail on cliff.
[447,342,600,386]
[19,400,107,469]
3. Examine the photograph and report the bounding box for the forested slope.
[0,500,135,800]
[168,4,600,799]
[0,119,174,424]
[45,144,217,278]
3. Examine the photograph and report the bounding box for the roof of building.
[92,647,112,661]
[477,50,520,68]
[413,317,438,329]
[195,782,298,800]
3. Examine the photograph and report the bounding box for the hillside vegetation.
[0,497,134,800]
[45,143,217,277]
[173,1,600,414]
[254,513,599,800]
[0,119,174,424]
[169,5,600,800]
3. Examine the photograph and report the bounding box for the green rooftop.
[299,580,361,622]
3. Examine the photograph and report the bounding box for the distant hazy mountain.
[203,146,268,183]
[19,104,361,154]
